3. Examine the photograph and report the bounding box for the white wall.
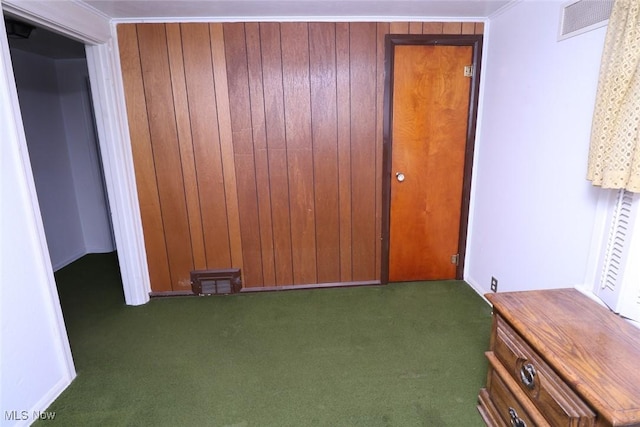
[1,0,147,423]
[11,49,115,270]
[11,48,86,269]
[1,21,75,426]
[56,58,115,254]
[465,0,607,294]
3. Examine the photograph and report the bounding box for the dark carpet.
[40,253,491,426]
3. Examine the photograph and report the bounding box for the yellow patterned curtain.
[587,0,640,192]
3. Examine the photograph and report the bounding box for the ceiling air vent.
[190,269,242,295]
[558,0,613,41]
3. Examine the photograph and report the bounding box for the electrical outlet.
[490,277,498,292]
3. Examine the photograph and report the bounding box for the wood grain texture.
[389,45,472,281]
[120,21,479,291]
[245,22,276,286]
[477,388,509,427]
[136,23,194,290]
[281,23,318,284]
[181,23,233,269]
[349,23,377,281]
[375,22,389,281]
[485,353,552,427]
[336,22,352,282]
[462,22,476,35]
[224,23,263,287]
[165,23,207,270]
[409,22,423,34]
[260,23,294,286]
[389,22,409,34]
[224,23,254,155]
[233,153,264,287]
[487,289,640,426]
[422,22,444,34]
[443,22,463,34]
[210,23,243,270]
[493,315,595,425]
[117,24,172,292]
[309,23,340,283]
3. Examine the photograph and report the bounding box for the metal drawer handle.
[509,407,526,427]
[520,363,536,389]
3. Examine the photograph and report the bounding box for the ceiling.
[83,0,515,20]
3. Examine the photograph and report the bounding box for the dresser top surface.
[487,288,640,426]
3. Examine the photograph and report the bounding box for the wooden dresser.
[477,289,640,427]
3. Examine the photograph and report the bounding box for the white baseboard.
[28,375,74,426]
[51,249,87,271]
[465,276,492,305]
[85,245,116,254]
[51,247,117,271]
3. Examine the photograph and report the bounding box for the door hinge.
[451,254,460,265]
[463,65,473,77]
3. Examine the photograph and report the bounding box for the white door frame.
[2,0,151,306]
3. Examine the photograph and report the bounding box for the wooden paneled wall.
[117,21,483,292]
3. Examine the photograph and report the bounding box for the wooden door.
[388,44,473,282]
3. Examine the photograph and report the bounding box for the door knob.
[396,172,405,182]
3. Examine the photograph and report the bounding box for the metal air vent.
[559,0,613,41]
[190,269,242,295]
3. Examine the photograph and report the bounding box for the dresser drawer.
[481,290,640,427]
[493,315,595,426]
[485,352,550,427]
[478,388,507,427]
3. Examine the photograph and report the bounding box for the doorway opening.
[5,15,122,296]
[382,34,483,283]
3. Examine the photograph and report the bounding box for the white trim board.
[2,0,151,306]
[1,13,76,421]
[110,15,489,24]
[3,0,111,44]
[85,33,151,305]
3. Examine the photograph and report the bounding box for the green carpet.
[41,253,491,426]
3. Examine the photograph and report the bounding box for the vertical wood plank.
[280,23,314,153]
[443,22,463,34]
[123,19,475,289]
[117,24,172,292]
[336,22,352,282]
[281,22,317,285]
[349,22,377,281]
[245,22,276,287]
[375,22,389,281]
[260,22,294,286]
[390,22,409,34]
[462,22,476,35]
[423,22,444,34]
[223,23,254,156]
[210,23,244,272]
[224,23,264,287]
[136,23,193,290]
[309,22,340,284]
[409,22,423,34]
[475,22,485,34]
[181,23,233,269]
[232,153,263,286]
[165,23,206,271]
